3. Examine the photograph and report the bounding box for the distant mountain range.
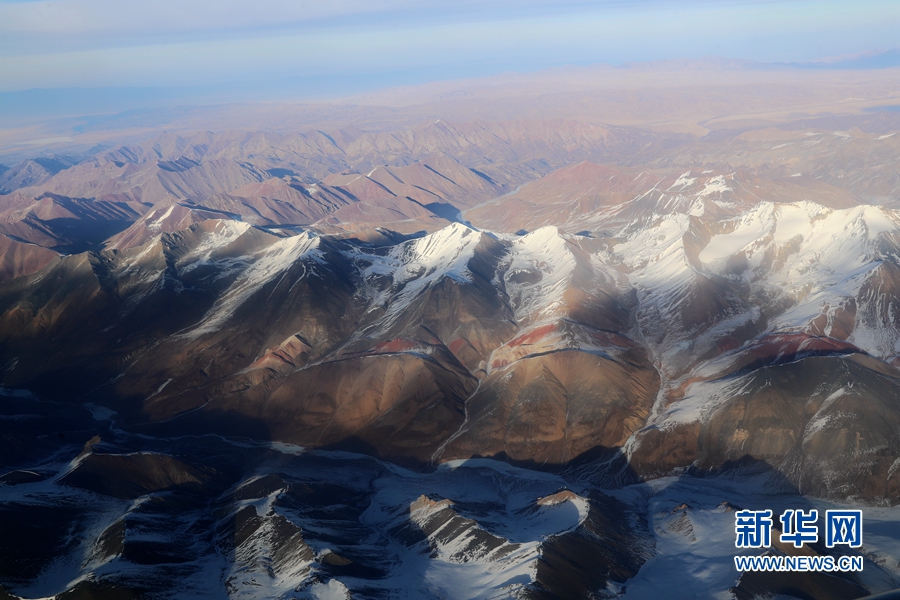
[3,49,899,128]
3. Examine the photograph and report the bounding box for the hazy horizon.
[1,48,899,125]
[1,0,899,112]
[2,0,900,164]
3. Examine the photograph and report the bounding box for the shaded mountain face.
[0,157,76,194]
[6,187,900,502]
[3,112,900,599]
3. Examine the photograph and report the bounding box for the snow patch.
[357,223,482,335]
[697,175,730,197]
[669,172,696,190]
[147,378,172,399]
[183,232,322,338]
[503,226,577,324]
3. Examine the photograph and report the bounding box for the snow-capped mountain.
[3,115,900,599]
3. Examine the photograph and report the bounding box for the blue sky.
[0,0,898,95]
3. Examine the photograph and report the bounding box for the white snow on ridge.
[697,175,731,197]
[305,580,351,600]
[147,378,173,399]
[362,459,593,600]
[182,232,323,338]
[114,219,258,291]
[772,201,824,243]
[769,206,899,346]
[616,213,692,292]
[669,171,696,190]
[397,222,480,283]
[176,220,254,268]
[503,226,577,324]
[855,204,897,241]
[656,376,753,427]
[692,201,900,358]
[614,214,694,331]
[146,204,177,232]
[373,222,480,285]
[697,201,828,269]
[611,213,716,372]
[358,223,483,332]
[698,204,772,267]
[802,387,853,441]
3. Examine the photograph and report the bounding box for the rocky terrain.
[2,68,900,598]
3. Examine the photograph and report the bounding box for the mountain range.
[2,65,900,599]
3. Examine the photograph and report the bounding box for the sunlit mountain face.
[2,59,900,599]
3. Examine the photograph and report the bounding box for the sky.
[0,0,898,98]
